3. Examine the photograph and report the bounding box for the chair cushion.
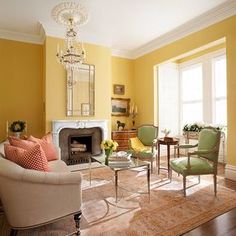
[170,157,214,175]
[136,149,157,158]
[28,133,58,161]
[4,144,50,172]
[130,137,149,152]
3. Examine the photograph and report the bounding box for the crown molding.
[0,28,44,45]
[132,0,236,59]
[40,22,65,40]
[111,49,134,59]
[0,0,235,56]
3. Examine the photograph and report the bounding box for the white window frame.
[179,62,203,130]
[179,48,226,131]
[211,54,227,125]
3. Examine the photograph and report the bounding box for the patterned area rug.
[1,167,236,236]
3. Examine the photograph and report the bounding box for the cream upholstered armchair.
[0,154,82,236]
[170,127,221,196]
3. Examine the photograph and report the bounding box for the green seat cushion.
[170,157,213,175]
[130,148,157,159]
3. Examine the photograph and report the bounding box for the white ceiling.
[0,0,234,58]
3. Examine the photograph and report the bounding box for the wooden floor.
[184,164,236,236]
[184,207,236,236]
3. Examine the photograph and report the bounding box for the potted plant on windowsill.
[9,120,26,138]
[183,122,225,139]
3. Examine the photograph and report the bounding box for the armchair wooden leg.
[170,168,172,182]
[198,175,201,184]
[183,175,186,197]
[10,229,18,236]
[74,211,82,236]
[151,159,153,173]
[214,174,217,196]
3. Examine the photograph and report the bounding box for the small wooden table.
[157,138,179,178]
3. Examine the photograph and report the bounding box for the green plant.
[183,122,225,132]
[9,120,26,132]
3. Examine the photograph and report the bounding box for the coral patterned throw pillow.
[4,144,50,172]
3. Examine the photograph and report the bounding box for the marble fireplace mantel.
[51,120,108,147]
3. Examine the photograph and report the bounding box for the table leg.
[89,155,91,186]
[147,164,150,202]
[157,142,160,174]
[115,171,118,204]
[167,144,170,179]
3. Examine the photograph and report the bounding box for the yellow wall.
[134,15,236,166]
[176,42,226,63]
[111,56,134,131]
[44,36,112,135]
[0,39,44,141]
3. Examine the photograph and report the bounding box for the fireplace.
[51,120,108,164]
[59,127,102,164]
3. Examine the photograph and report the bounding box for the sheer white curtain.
[158,63,179,137]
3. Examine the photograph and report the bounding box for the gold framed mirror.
[67,64,95,116]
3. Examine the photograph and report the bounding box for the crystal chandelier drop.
[51,2,88,69]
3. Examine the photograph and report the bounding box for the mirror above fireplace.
[67,64,95,116]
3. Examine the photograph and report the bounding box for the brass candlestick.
[130,104,138,129]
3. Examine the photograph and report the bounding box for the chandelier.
[51,2,88,69]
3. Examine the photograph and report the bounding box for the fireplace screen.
[59,127,102,165]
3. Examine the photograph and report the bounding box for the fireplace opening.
[59,127,103,165]
[68,135,92,165]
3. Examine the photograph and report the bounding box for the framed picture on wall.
[111,98,130,116]
[113,84,125,95]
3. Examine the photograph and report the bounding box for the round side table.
[157,138,179,178]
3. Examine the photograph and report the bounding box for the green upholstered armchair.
[129,124,158,172]
[170,127,221,196]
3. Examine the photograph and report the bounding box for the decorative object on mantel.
[116,120,125,131]
[129,103,138,129]
[113,84,125,95]
[7,120,26,138]
[101,140,118,165]
[51,1,88,69]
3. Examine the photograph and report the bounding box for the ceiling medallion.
[51,2,89,69]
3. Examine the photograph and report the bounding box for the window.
[181,64,203,125]
[212,55,227,125]
[179,49,226,131]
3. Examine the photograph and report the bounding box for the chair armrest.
[188,149,212,156]
[186,147,218,169]
[175,144,198,149]
[152,139,157,151]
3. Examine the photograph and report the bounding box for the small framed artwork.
[113,84,125,95]
[81,103,90,116]
[111,98,130,116]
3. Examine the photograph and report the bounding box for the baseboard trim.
[225,164,236,181]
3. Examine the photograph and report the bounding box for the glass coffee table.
[89,153,150,205]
